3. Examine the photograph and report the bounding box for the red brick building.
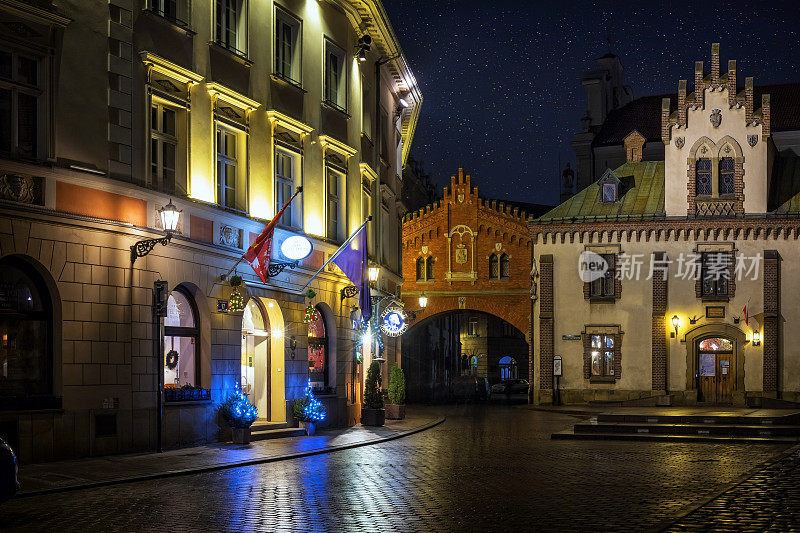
[401,169,545,396]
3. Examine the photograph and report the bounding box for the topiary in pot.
[385,364,406,420]
[361,361,384,426]
[220,386,258,444]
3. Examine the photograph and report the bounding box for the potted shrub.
[220,386,258,444]
[385,364,406,420]
[361,361,385,426]
[292,379,327,435]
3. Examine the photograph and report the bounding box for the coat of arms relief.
[455,243,468,264]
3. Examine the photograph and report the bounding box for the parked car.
[490,379,530,401]
[0,438,18,502]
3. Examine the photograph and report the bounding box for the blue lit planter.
[164,388,211,403]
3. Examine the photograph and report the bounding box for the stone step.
[250,427,307,442]
[551,429,800,444]
[250,421,290,432]
[596,413,800,426]
[573,422,800,437]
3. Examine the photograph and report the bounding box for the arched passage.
[402,309,529,403]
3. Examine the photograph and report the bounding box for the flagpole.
[299,216,371,293]
[220,186,302,281]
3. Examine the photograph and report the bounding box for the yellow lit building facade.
[0,0,420,462]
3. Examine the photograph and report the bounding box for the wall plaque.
[562,334,582,341]
[706,306,725,319]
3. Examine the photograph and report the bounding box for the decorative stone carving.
[495,242,502,251]
[455,243,467,264]
[675,137,685,149]
[457,193,464,203]
[748,134,759,147]
[421,245,428,254]
[0,174,43,205]
[219,224,241,248]
[458,296,466,309]
[710,109,722,128]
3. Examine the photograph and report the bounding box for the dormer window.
[602,182,617,203]
[598,169,620,203]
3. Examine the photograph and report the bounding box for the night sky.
[383,0,800,206]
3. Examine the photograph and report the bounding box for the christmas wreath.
[165,349,179,370]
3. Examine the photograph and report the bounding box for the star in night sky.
[383,0,800,206]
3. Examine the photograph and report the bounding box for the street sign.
[553,355,562,377]
[562,334,581,341]
[380,308,407,337]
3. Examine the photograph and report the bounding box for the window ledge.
[321,100,350,118]
[141,8,196,36]
[589,296,616,303]
[589,376,616,383]
[701,296,730,302]
[164,400,213,406]
[270,73,306,93]
[208,41,253,66]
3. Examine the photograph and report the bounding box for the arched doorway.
[696,337,734,404]
[499,356,517,380]
[241,299,271,419]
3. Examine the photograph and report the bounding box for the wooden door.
[698,352,716,403]
[716,353,733,404]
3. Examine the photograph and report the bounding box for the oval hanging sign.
[280,235,313,261]
[381,308,407,337]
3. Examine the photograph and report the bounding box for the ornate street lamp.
[368,265,380,283]
[131,200,182,264]
[671,315,679,337]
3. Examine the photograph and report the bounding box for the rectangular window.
[275,148,301,228]
[415,258,424,281]
[590,334,615,377]
[425,257,434,280]
[467,317,479,337]
[216,127,238,210]
[0,49,41,158]
[274,10,301,85]
[148,0,186,23]
[151,102,178,194]
[602,183,616,203]
[324,40,346,112]
[326,167,343,241]
[696,158,712,196]
[589,254,615,298]
[215,0,245,55]
[701,252,730,298]
[361,80,372,139]
[719,157,735,196]
[379,109,388,159]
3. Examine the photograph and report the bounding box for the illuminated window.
[324,39,346,112]
[151,102,179,195]
[307,306,328,390]
[696,158,712,195]
[215,0,247,56]
[0,48,41,158]
[163,287,199,389]
[275,147,301,228]
[719,157,735,195]
[216,126,241,211]
[326,167,344,241]
[148,0,189,25]
[499,356,517,380]
[274,8,301,85]
[467,317,478,336]
[590,334,615,378]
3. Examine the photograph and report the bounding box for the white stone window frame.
[214,0,249,57]
[273,6,302,87]
[688,136,743,199]
[274,145,302,229]
[0,45,45,159]
[323,38,347,113]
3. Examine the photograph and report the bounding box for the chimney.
[661,98,672,144]
[762,94,771,137]
[694,61,704,108]
[677,80,687,126]
[727,60,737,107]
[711,43,720,86]
[624,131,645,162]
[745,77,754,122]
[458,167,465,184]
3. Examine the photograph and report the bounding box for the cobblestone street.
[1,406,793,532]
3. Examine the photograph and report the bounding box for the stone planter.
[385,404,405,420]
[231,427,251,445]
[361,407,385,426]
[300,421,316,436]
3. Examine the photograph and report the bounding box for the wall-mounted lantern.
[131,200,182,264]
[752,330,761,347]
[368,265,380,283]
[418,292,428,309]
[671,315,679,338]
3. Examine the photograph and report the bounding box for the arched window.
[489,254,499,279]
[415,257,424,281]
[425,257,434,280]
[696,158,712,195]
[164,286,199,388]
[499,356,517,380]
[0,257,54,406]
[719,157,735,195]
[307,306,327,389]
[469,356,478,375]
[500,254,510,278]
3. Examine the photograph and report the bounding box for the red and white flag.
[742,299,750,326]
[243,187,302,283]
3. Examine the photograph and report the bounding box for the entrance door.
[242,300,271,420]
[697,337,734,404]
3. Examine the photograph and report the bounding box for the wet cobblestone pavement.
[0,405,792,532]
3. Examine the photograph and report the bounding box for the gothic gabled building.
[532,45,800,406]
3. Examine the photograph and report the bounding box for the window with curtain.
[696,158,712,195]
[164,287,199,389]
[719,157,735,195]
